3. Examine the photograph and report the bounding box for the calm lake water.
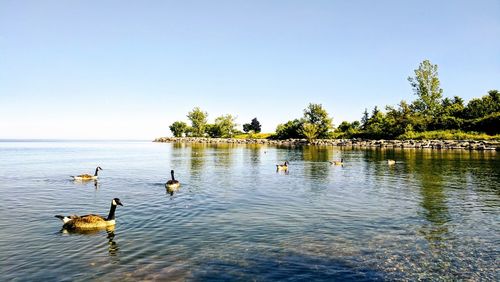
[0,141,498,281]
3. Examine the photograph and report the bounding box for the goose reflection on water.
[167,188,176,196]
[72,179,100,190]
[61,226,119,257]
[106,229,119,257]
[278,169,290,175]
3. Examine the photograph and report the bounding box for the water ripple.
[0,141,498,281]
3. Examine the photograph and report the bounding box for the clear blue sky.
[1,0,499,139]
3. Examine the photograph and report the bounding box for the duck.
[387,159,396,165]
[71,166,102,181]
[165,170,180,192]
[276,161,289,171]
[55,198,123,230]
[330,158,344,166]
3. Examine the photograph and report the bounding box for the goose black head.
[97,166,103,170]
[112,198,123,206]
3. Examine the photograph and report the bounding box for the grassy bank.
[233,133,273,139]
[396,130,500,141]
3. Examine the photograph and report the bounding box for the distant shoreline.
[154,137,499,151]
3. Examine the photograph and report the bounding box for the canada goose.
[387,159,396,165]
[330,158,344,166]
[72,166,102,181]
[165,170,180,191]
[55,198,123,230]
[276,161,289,171]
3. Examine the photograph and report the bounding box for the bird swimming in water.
[330,158,344,166]
[276,161,289,171]
[55,198,123,230]
[165,170,180,193]
[71,166,102,181]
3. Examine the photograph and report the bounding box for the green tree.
[361,108,369,130]
[169,121,188,137]
[466,112,500,135]
[465,90,500,119]
[205,124,219,138]
[242,123,251,133]
[335,121,361,138]
[408,60,443,126]
[441,96,464,117]
[303,103,333,138]
[273,119,304,139]
[383,100,416,138]
[300,123,318,143]
[463,90,500,134]
[243,117,262,133]
[187,107,208,137]
[337,121,353,132]
[364,106,387,139]
[351,120,360,129]
[207,114,238,138]
[250,118,261,133]
[431,96,465,130]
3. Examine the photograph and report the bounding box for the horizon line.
[0,138,151,142]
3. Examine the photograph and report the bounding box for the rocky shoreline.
[154,137,499,151]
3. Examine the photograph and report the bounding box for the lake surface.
[0,141,498,281]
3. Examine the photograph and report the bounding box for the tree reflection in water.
[407,150,451,247]
[189,143,206,173]
[302,146,332,182]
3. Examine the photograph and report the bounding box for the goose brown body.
[62,214,113,229]
[72,166,102,181]
[166,170,180,191]
[73,174,95,180]
[56,198,122,230]
[330,158,344,166]
[276,161,289,171]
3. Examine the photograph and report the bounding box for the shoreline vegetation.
[153,137,499,151]
[165,60,499,144]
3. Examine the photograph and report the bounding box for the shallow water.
[0,141,498,281]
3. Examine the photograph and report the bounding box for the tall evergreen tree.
[361,108,369,130]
